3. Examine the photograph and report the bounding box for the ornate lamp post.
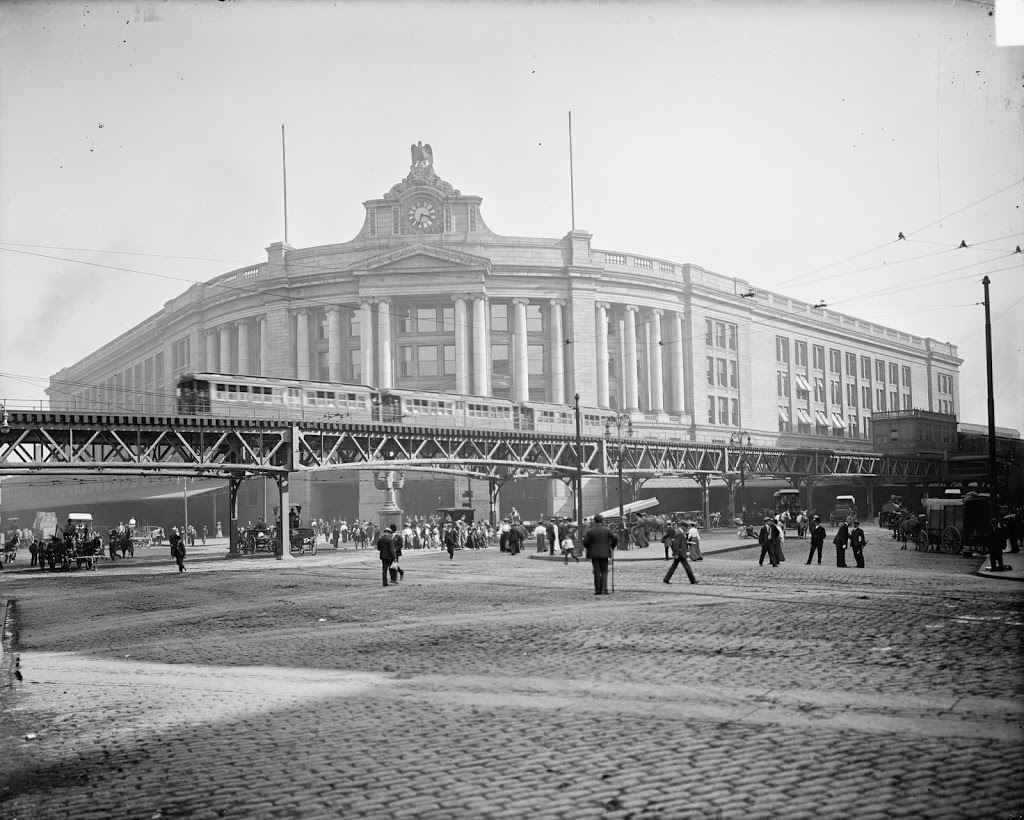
[605,414,633,545]
[374,467,405,533]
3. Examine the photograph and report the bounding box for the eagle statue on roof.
[410,141,433,168]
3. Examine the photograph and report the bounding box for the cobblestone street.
[2,527,1022,819]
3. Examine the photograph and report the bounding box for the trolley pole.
[982,276,998,521]
[574,393,583,538]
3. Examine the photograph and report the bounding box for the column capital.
[595,302,611,311]
[293,308,308,318]
[549,298,566,308]
[624,304,639,314]
[451,293,470,303]
[649,308,663,318]
[512,297,530,307]
[376,296,392,306]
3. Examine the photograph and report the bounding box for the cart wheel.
[941,526,962,554]
[309,543,317,556]
[915,531,929,551]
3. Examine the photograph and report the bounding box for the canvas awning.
[814,411,829,427]
[143,485,223,501]
[795,408,812,424]
[595,497,660,520]
[831,413,846,430]
[794,374,811,392]
[778,407,790,423]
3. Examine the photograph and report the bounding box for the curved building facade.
[46,147,963,523]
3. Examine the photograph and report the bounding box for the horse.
[645,515,667,542]
[898,514,925,550]
[794,512,808,538]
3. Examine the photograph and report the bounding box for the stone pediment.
[355,243,492,275]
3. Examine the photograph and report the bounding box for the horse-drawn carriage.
[878,496,906,529]
[239,506,317,556]
[108,526,135,558]
[773,490,807,537]
[829,496,858,527]
[2,518,21,564]
[921,494,992,555]
[43,513,105,571]
[597,498,661,550]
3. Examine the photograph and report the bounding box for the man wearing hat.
[806,515,826,565]
[849,520,867,568]
[758,517,781,567]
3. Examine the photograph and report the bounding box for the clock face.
[407,199,437,230]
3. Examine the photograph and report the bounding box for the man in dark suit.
[849,521,867,568]
[758,517,780,567]
[663,524,698,585]
[545,518,558,555]
[806,515,826,565]
[378,525,396,586]
[582,513,618,595]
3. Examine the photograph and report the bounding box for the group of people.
[754,514,869,568]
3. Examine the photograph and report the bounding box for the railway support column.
[276,473,293,560]
[227,475,243,557]
[724,476,738,522]
[697,475,711,531]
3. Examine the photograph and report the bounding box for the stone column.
[649,309,664,412]
[596,303,610,408]
[328,307,342,382]
[295,310,310,380]
[624,306,639,411]
[259,316,268,376]
[549,299,566,404]
[453,295,469,394]
[206,328,219,373]
[473,296,489,396]
[513,298,529,402]
[237,320,250,376]
[360,301,375,386]
[377,297,393,389]
[669,311,684,413]
[219,326,232,375]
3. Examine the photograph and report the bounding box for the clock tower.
[356,142,489,240]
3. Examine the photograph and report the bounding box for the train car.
[379,388,519,431]
[176,373,378,422]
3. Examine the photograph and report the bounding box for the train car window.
[227,384,238,401]
[305,391,317,406]
[216,384,226,400]
[272,388,284,404]
[238,385,249,396]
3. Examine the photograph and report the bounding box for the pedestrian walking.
[833,521,850,567]
[986,521,1008,572]
[392,527,405,582]
[29,538,39,567]
[546,517,558,555]
[215,521,223,538]
[582,513,618,595]
[201,524,208,545]
[169,527,186,573]
[849,521,867,568]
[378,525,397,586]
[685,519,703,561]
[444,524,458,560]
[758,517,781,567]
[806,516,826,564]
[663,524,698,585]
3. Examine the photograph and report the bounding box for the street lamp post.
[730,432,751,523]
[605,414,633,546]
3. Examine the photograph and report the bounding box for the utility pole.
[982,276,998,521]
[574,393,583,537]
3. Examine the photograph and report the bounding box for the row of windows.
[776,337,911,386]
[778,370,912,413]
[778,407,868,438]
[937,374,954,394]
[213,383,369,409]
[705,319,738,351]
[706,357,739,388]
[707,396,740,426]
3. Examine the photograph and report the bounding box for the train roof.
[179,373,376,391]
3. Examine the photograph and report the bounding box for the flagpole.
[281,124,289,244]
[568,111,575,231]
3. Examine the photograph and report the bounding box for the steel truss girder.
[0,413,946,482]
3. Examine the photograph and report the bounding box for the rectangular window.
[705,319,713,346]
[134,363,143,409]
[349,312,361,337]
[876,360,885,382]
[876,388,885,410]
[729,360,738,388]
[776,336,789,364]
[442,307,454,333]
[902,366,911,388]
[417,308,437,333]
[707,356,714,386]
[717,358,727,386]
[777,371,790,397]
[829,349,841,374]
[846,383,858,407]
[418,345,438,376]
[318,314,329,341]
[526,305,543,333]
[718,397,729,425]
[727,325,737,351]
[400,346,414,377]
[491,304,508,332]
[890,390,898,409]
[317,351,329,382]
[795,375,809,401]
[154,352,164,386]
[778,406,791,433]
[813,345,825,370]
[399,308,413,334]
[846,353,856,375]
[862,385,871,410]
[528,343,545,375]
[830,380,842,405]
[861,356,871,380]
[171,336,191,373]
[708,396,716,424]
[350,349,361,382]
[813,377,825,403]
[443,344,456,375]
[889,363,899,384]
[715,322,727,348]
[491,343,510,381]
[902,393,911,410]
[794,341,807,367]
[730,398,739,426]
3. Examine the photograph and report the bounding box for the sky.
[1,0,1022,432]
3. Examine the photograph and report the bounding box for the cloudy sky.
[1,0,1022,431]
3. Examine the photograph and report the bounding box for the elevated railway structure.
[0,411,946,555]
